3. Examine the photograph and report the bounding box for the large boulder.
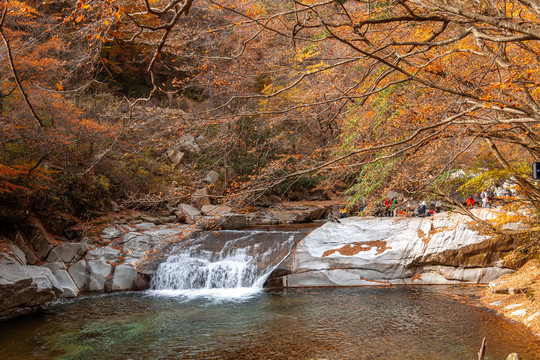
[0,264,62,321]
[67,260,88,290]
[268,204,326,224]
[53,269,79,298]
[177,204,201,224]
[246,204,327,226]
[87,259,112,291]
[200,204,233,216]
[46,243,89,264]
[20,221,53,261]
[195,214,247,230]
[111,264,138,291]
[266,209,517,288]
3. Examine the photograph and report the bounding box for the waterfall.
[149,229,305,300]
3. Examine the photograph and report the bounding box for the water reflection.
[0,287,538,360]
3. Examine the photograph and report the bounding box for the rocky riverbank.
[0,202,330,321]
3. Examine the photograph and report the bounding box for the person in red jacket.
[466,196,475,207]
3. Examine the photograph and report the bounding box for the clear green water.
[0,287,539,360]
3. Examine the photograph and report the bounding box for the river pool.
[0,286,539,359]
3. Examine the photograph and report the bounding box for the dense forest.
[2,0,540,247]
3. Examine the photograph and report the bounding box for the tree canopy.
[2,0,540,237]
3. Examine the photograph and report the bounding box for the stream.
[0,228,539,359]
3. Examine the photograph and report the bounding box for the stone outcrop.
[265,209,517,288]
[0,264,62,321]
[246,204,327,225]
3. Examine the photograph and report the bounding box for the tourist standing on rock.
[467,196,475,207]
[481,190,489,208]
[418,201,426,216]
[383,197,391,217]
[391,199,398,217]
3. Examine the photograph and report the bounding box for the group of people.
[467,191,491,208]
[329,187,513,222]
[382,198,442,217]
[467,187,513,208]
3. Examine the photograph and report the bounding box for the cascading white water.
[149,230,304,300]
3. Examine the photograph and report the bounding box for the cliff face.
[265,209,517,288]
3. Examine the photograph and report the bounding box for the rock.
[160,215,178,223]
[0,242,26,265]
[139,216,162,225]
[506,354,522,360]
[101,227,122,239]
[46,243,89,264]
[134,222,156,230]
[200,204,233,216]
[111,264,137,291]
[246,211,279,225]
[41,262,67,273]
[192,189,211,209]
[52,269,79,298]
[268,210,518,287]
[85,246,121,262]
[0,264,62,321]
[87,259,112,291]
[21,221,53,261]
[179,134,200,153]
[174,210,187,223]
[166,148,185,166]
[68,260,88,290]
[270,204,326,223]
[196,214,247,230]
[177,204,201,224]
[132,273,151,290]
[247,204,326,225]
[123,233,153,262]
[9,244,27,265]
[426,266,514,283]
[12,231,39,265]
[204,170,219,184]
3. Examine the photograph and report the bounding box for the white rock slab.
[276,210,516,287]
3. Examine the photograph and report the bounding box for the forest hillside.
[1,0,540,260]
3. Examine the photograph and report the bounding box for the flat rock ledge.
[265,208,517,288]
